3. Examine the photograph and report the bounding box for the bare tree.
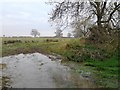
[67,32,72,37]
[48,0,120,41]
[71,17,92,38]
[31,29,40,37]
[55,28,63,37]
[72,31,82,38]
[3,35,5,37]
[117,8,120,29]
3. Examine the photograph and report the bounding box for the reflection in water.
[1,53,96,88]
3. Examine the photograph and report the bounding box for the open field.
[2,37,74,57]
[1,37,119,88]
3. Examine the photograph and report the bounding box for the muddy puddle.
[0,53,96,88]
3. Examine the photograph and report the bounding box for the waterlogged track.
[1,53,95,88]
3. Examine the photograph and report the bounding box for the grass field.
[1,37,119,88]
[2,37,73,56]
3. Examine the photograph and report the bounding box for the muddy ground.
[1,53,96,88]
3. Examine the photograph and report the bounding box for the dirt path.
[1,53,96,88]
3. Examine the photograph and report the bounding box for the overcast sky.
[0,0,70,37]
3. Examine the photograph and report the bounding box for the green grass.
[84,55,119,88]
[2,37,73,56]
[1,37,119,88]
